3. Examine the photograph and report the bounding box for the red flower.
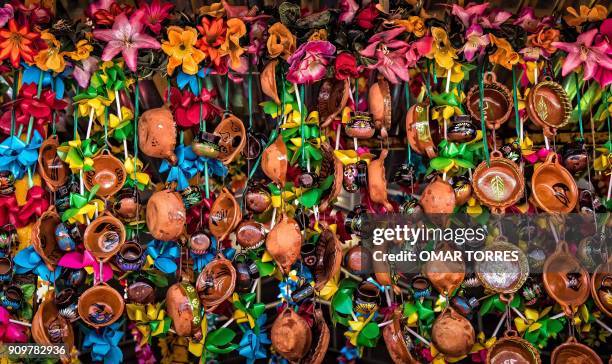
[167,87,221,129]
[0,19,40,68]
[334,52,359,80]
[355,3,378,29]
[136,0,173,34]
[91,2,135,26]
[196,18,227,67]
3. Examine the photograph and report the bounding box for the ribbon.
[159,145,200,191]
[477,65,490,165]
[402,300,435,331]
[22,63,67,99]
[0,306,28,343]
[469,332,497,363]
[333,148,375,166]
[0,194,20,227]
[61,185,105,224]
[82,320,124,364]
[124,158,150,191]
[189,321,239,357]
[58,250,113,282]
[514,306,566,348]
[331,279,359,326]
[232,292,265,329]
[276,270,300,302]
[429,140,476,173]
[479,294,520,316]
[145,240,180,274]
[0,130,43,180]
[15,186,49,227]
[13,246,61,281]
[238,313,271,364]
[344,312,379,347]
[177,67,211,96]
[108,106,134,141]
[56,136,100,173]
[126,303,171,344]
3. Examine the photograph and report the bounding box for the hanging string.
[166,77,171,102]
[225,74,230,113]
[478,64,490,165]
[575,72,584,140]
[404,81,412,164]
[73,87,79,140]
[25,71,44,143]
[10,69,18,136]
[511,66,521,141]
[299,84,306,167]
[248,69,253,131]
[134,75,140,164]
[197,76,210,199]
[104,107,109,147]
[424,60,433,106]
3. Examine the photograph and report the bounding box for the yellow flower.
[220,18,246,69]
[64,39,93,61]
[35,31,66,73]
[198,2,225,18]
[564,5,607,27]
[308,29,328,41]
[391,16,426,37]
[429,27,457,70]
[161,26,205,75]
[435,61,464,83]
[489,34,520,70]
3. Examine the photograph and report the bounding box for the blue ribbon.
[238,314,271,364]
[366,277,387,292]
[13,246,61,282]
[192,245,236,272]
[160,145,228,190]
[82,320,124,364]
[277,278,299,302]
[340,345,359,360]
[0,130,42,179]
[22,63,67,99]
[177,67,210,96]
[146,240,180,274]
[195,155,228,179]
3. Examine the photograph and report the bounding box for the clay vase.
[32,294,74,359]
[319,142,343,211]
[262,136,288,186]
[551,337,603,364]
[208,188,242,242]
[383,309,419,364]
[265,214,302,274]
[526,79,571,137]
[367,149,393,211]
[261,60,280,104]
[302,308,330,364]
[78,283,124,328]
[431,308,475,357]
[146,190,186,241]
[38,135,69,191]
[31,206,63,270]
[466,72,513,130]
[83,212,126,262]
[84,150,126,198]
[486,330,541,364]
[531,152,578,213]
[368,75,391,137]
[591,257,612,318]
[422,244,465,296]
[313,228,342,290]
[318,78,349,128]
[271,308,312,362]
[405,102,437,158]
[472,150,524,214]
[420,177,456,215]
[195,255,236,312]
[138,106,177,163]
[213,114,246,165]
[235,220,266,250]
[543,240,590,316]
[166,282,201,338]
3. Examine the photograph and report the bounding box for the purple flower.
[134,0,173,35]
[479,9,512,29]
[451,3,488,27]
[0,4,13,27]
[361,27,410,84]
[406,36,432,67]
[72,56,99,88]
[287,41,336,84]
[461,25,489,61]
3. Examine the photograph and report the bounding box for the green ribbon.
[331,279,359,326]
[424,60,433,106]
[478,65,490,165]
[74,64,126,101]
[429,140,475,171]
[431,91,462,108]
[61,185,100,222]
[233,292,265,323]
[57,138,100,172]
[402,300,435,332]
[479,294,520,316]
[206,327,239,354]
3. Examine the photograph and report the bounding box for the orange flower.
[391,16,426,37]
[220,18,246,69]
[161,26,205,75]
[196,17,226,66]
[0,19,39,68]
[64,39,93,61]
[564,5,607,27]
[527,28,560,55]
[35,31,66,73]
[489,34,520,70]
[267,22,296,60]
[198,2,225,18]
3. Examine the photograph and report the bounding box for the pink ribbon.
[58,250,113,283]
[0,306,28,343]
[16,186,49,227]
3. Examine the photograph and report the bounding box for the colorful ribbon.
[60,185,105,224]
[126,303,171,344]
[56,136,100,173]
[238,313,271,364]
[13,246,61,281]
[0,306,28,343]
[22,63,67,99]
[58,250,113,283]
[15,186,49,227]
[145,240,180,274]
[0,130,42,179]
[82,320,124,364]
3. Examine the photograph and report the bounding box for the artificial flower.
[527,28,560,57]
[355,3,378,30]
[0,19,39,68]
[479,8,512,29]
[196,17,226,66]
[334,52,359,80]
[136,0,173,34]
[162,26,205,75]
[308,29,328,41]
[72,56,99,88]
[267,22,295,60]
[246,18,267,65]
[461,25,489,62]
[0,84,67,135]
[429,27,458,70]
[513,7,554,33]
[489,34,520,70]
[361,27,410,84]
[0,4,13,27]
[64,39,93,61]
[406,36,433,67]
[89,1,134,26]
[220,18,246,69]
[392,16,426,37]
[34,31,65,73]
[199,2,225,18]
[564,5,607,28]
[287,40,336,84]
[167,86,221,128]
[339,0,359,24]
[552,28,612,87]
[451,2,488,27]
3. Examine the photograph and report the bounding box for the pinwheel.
[56,136,100,173]
[0,130,42,180]
[126,303,171,344]
[58,250,113,283]
[60,185,105,224]
[13,246,61,282]
[82,320,125,364]
[238,313,271,364]
[145,240,180,274]
[0,306,28,343]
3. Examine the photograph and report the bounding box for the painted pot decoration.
[486,330,541,364]
[54,222,78,252]
[354,281,381,315]
[78,283,125,328]
[368,149,393,211]
[550,337,603,364]
[235,220,266,250]
[195,255,236,312]
[452,176,472,206]
[0,224,16,254]
[127,279,156,305]
[265,214,302,274]
[368,75,391,137]
[242,132,267,160]
[406,102,437,158]
[0,171,15,195]
[113,187,140,221]
[472,150,524,213]
[302,308,330,364]
[261,135,288,186]
[189,231,212,255]
[383,309,418,364]
[244,181,272,213]
[84,150,127,198]
[466,72,513,130]
[213,114,246,165]
[166,282,202,339]
[138,106,177,163]
[146,190,186,241]
[526,78,571,137]
[32,293,74,348]
[0,256,13,282]
[343,160,367,193]
[233,257,259,293]
[345,111,376,139]
[318,78,349,128]
[83,212,126,262]
[319,142,344,211]
[590,257,612,318]
[54,288,79,321]
[431,307,475,357]
[0,285,23,311]
[313,228,342,290]
[37,135,69,191]
[562,141,588,175]
[208,188,242,242]
[271,308,312,362]
[531,152,578,213]
[447,115,477,143]
[114,240,145,271]
[192,131,221,159]
[344,245,372,275]
[31,206,63,269]
[476,238,529,298]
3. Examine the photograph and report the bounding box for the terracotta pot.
[83,212,126,262]
[344,246,372,275]
[54,288,79,321]
[113,188,140,221]
[318,78,349,128]
[422,244,465,296]
[531,152,578,213]
[271,308,312,362]
[261,60,280,104]
[466,72,513,130]
[138,106,177,163]
[526,79,571,137]
[235,220,266,250]
[192,131,221,159]
[127,279,156,305]
[78,283,124,328]
[302,308,330,364]
[368,75,391,137]
[420,177,456,215]
[313,228,342,290]
[383,309,418,364]
[319,142,343,211]
[189,231,211,255]
[84,151,126,198]
[431,308,475,357]
[261,136,288,186]
[31,206,63,270]
[543,240,590,316]
[476,238,529,297]
[591,257,612,318]
[208,188,241,242]
[195,255,236,312]
[114,240,145,271]
[166,282,202,338]
[38,135,69,191]
[265,214,302,274]
[244,181,272,213]
[447,115,477,143]
[551,337,603,364]
[486,330,541,364]
[146,190,186,241]
[405,102,437,158]
[213,114,246,165]
[368,149,393,211]
[354,281,380,315]
[345,111,375,139]
[472,150,524,213]
[32,293,74,350]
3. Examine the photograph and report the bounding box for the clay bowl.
[195,255,236,312]
[265,214,302,274]
[83,213,126,262]
[368,149,393,211]
[213,114,246,165]
[531,152,578,213]
[527,79,571,136]
[551,337,603,364]
[487,330,541,364]
[78,283,125,328]
[244,182,272,214]
[345,112,376,139]
[302,308,330,364]
[476,238,529,296]
[31,206,63,269]
[318,78,350,128]
[261,60,280,104]
[166,282,201,338]
[235,220,266,250]
[138,106,177,163]
[208,188,242,242]
[319,142,343,212]
[431,307,475,357]
[38,135,69,191]
[405,103,437,158]
[472,151,524,214]
[314,228,342,290]
[383,309,419,364]
[368,76,392,136]
[543,241,590,316]
[271,308,312,362]
[591,257,612,318]
[32,294,74,348]
[466,72,513,130]
[84,150,126,198]
[146,190,186,241]
[261,136,288,186]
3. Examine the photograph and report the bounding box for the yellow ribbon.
[125,157,150,186]
[430,344,466,363]
[232,293,256,328]
[333,150,375,166]
[315,269,340,301]
[188,319,208,357]
[514,306,551,333]
[108,106,134,129]
[470,332,496,354]
[344,312,375,346]
[126,303,168,345]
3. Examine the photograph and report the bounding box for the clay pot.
[313,228,342,290]
[383,309,418,364]
[431,308,475,357]
[543,241,590,316]
[591,257,612,317]
[472,150,524,213]
[83,150,126,198]
[113,188,140,221]
[265,214,302,274]
[54,288,79,321]
[138,106,177,163]
[146,190,186,241]
[31,206,63,269]
[368,75,391,137]
[406,102,437,158]
[242,132,267,160]
[213,114,246,165]
[235,220,266,250]
[486,330,541,364]
[345,112,376,139]
[476,238,529,297]
[83,212,126,262]
[0,171,15,195]
[189,231,211,255]
[114,241,145,271]
[420,177,456,215]
[261,136,288,186]
[78,283,125,328]
[319,142,343,211]
[344,245,372,275]
[271,308,312,362]
[452,176,472,206]
[531,152,578,213]
[261,60,280,104]
[208,188,242,242]
[0,256,12,282]
[422,244,465,296]
[195,255,236,312]
[466,72,513,130]
[32,294,74,349]
[166,282,202,338]
[354,281,381,315]
[244,182,272,213]
[127,279,156,305]
[368,149,393,211]
[447,115,477,143]
[526,79,571,137]
[563,141,588,175]
[302,309,330,364]
[343,161,367,193]
[318,78,349,128]
[38,135,69,191]
[192,131,221,159]
[551,337,603,364]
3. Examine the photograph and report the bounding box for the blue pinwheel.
[0,130,42,179]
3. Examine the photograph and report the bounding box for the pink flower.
[135,0,173,34]
[0,307,28,343]
[355,3,378,29]
[513,7,553,33]
[405,36,432,67]
[361,27,410,84]
[479,8,512,29]
[93,12,161,72]
[339,0,359,24]
[0,4,13,27]
[451,2,488,27]
[552,28,612,87]
[287,41,336,84]
[85,0,115,18]
[334,52,359,80]
[462,25,489,61]
[72,56,99,88]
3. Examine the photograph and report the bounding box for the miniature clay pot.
[208,188,242,242]
[242,132,267,160]
[235,220,266,250]
[383,309,418,364]
[114,240,145,271]
[420,177,456,215]
[452,176,472,206]
[32,293,74,349]
[345,111,376,139]
[244,182,272,213]
[527,79,571,137]
[562,141,588,175]
[318,78,349,128]
[261,60,280,104]
[368,149,393,211]
[271,308,312,362]
[138,106,177,163]
[189,231,211,255]
[447,115,477,143]
[422,244,465,296]
[343,161,367,193]
[0,171,15,195]
[354,281,381,315]
[531,152,578,213]
[466,72,513,130]
[472,150,524,214]
[195,255,236,312]
[476,238,529,297]
[591,257,612,318]
[261,136,288,186]
[213,114,246,165]
[486,330,541,364]
[313,228,342,290]
[406,102,437,158]
[127,279,156,305]
[265,214,302,274]
[38,135,69,191]
[78,283,125,328]
[54,288,79,321]
[344,245,372,275]
[368,75,392,137]
[543,240,590,316]
[319,142,343,211]
[431,307,475,357]
[83,212,126,262]
[84,150,127,198]
[113,188,140,221]
[31,206,63,269]
[192,131,221,159]
[146,190,186,241]
[0,256,12,283]
[302,308,330,364]
[551,337,603,364]
[166,282,202,338]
